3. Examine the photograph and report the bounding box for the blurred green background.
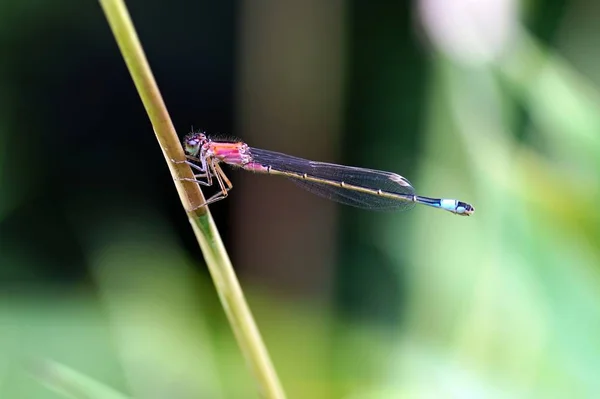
[1,0,599,398]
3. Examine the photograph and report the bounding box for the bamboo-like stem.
[98,1,286,397]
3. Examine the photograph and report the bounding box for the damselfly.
[178,132,474,216]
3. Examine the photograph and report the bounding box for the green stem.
[98,1,286,397]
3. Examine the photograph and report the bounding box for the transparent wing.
[289,179,416,211]
[248,147,416,211]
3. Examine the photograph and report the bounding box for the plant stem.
[98,1,286,397]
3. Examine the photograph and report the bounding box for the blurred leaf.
[386,37,600,398]
[0,292,129,398]
[32,359,130,399]
[73,206,227,399]
[501,34,600,172]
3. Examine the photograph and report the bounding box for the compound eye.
[183,137,201,156]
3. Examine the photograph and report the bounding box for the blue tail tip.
[457,201,475,216]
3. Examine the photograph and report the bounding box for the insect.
[177,132,474,216]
